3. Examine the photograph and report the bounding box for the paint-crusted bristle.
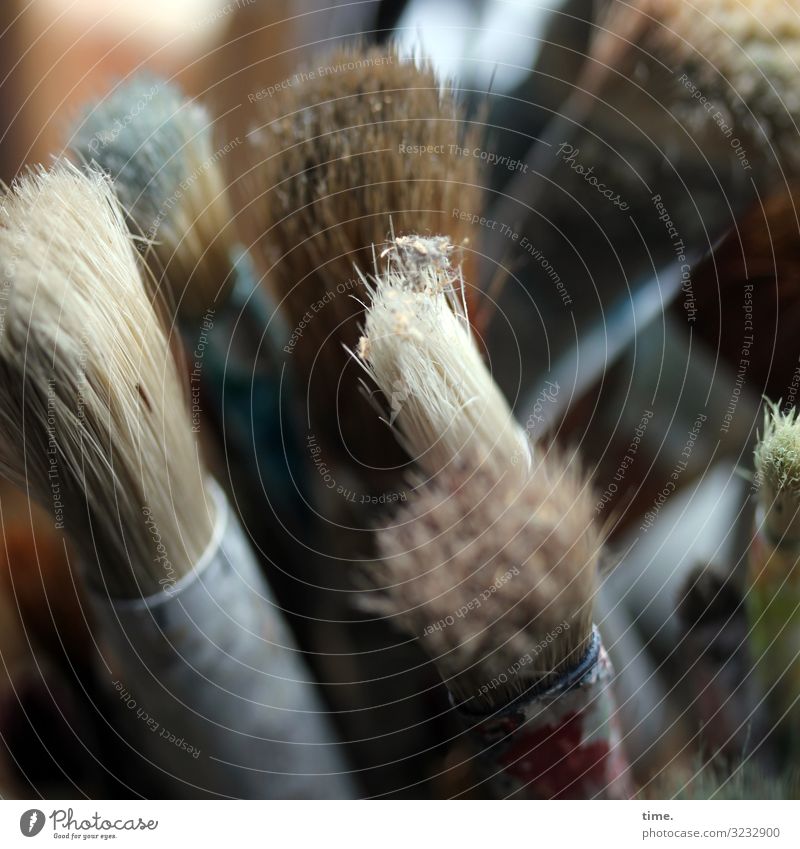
[357,239,530,480]
[0,163,213,598]
[70,76,236,316]
[243,44,481,477]
[754,401,800,546]
[592,0,800,162]
[367,453,599,708]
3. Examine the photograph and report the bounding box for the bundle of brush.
[748,401,800,757]
[243,43,482,491]
[358,239,631,798]
[0,163,353,798]
[69,75,306,533]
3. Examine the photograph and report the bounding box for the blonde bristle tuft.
[367,454,599,708]
[0,163,213,597]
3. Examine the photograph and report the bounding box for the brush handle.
[90,481,355,799]
[191,248,308,524]
[457,628,632,799]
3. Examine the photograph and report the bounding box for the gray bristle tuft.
[69,75,236,316]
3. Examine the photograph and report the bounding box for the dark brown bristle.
[366,450,599,708]
[586,1,800,167]
[679,187,800,399]
[241,44,482,487]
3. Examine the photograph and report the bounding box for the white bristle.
[0,163,213,597]
[356,238,531,480]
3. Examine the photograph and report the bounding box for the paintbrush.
[69,75,306,531]
[240,49,491,793]
[367,453,631,798]
[242,43,482,489]
[70,75,236,314]
[0,163,354,798]
[357,237,630,797]
[0,162,209,597]
[748,400,800,756]
[500,0,800,222]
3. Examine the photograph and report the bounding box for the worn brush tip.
[356,235,530,481]
[244,41,481,308]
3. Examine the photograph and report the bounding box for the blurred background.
[0,0,792,798]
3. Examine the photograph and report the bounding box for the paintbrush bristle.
[754,400,800,545]
[367,452,599,708]
[243,43,481,477]
[0,163,213,597]
[356,237,530,480]
[593,0,800,160]
[755,402,800,491]
[69,76,237,317]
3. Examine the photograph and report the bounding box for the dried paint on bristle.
[367,454,599,708]
[242,44,482,474]
[0,163,213,598]
[357,241,530,480]
[380,234,465,300]
[596,0,800,159]
[70,76,236,315]
[383,234,456,276]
